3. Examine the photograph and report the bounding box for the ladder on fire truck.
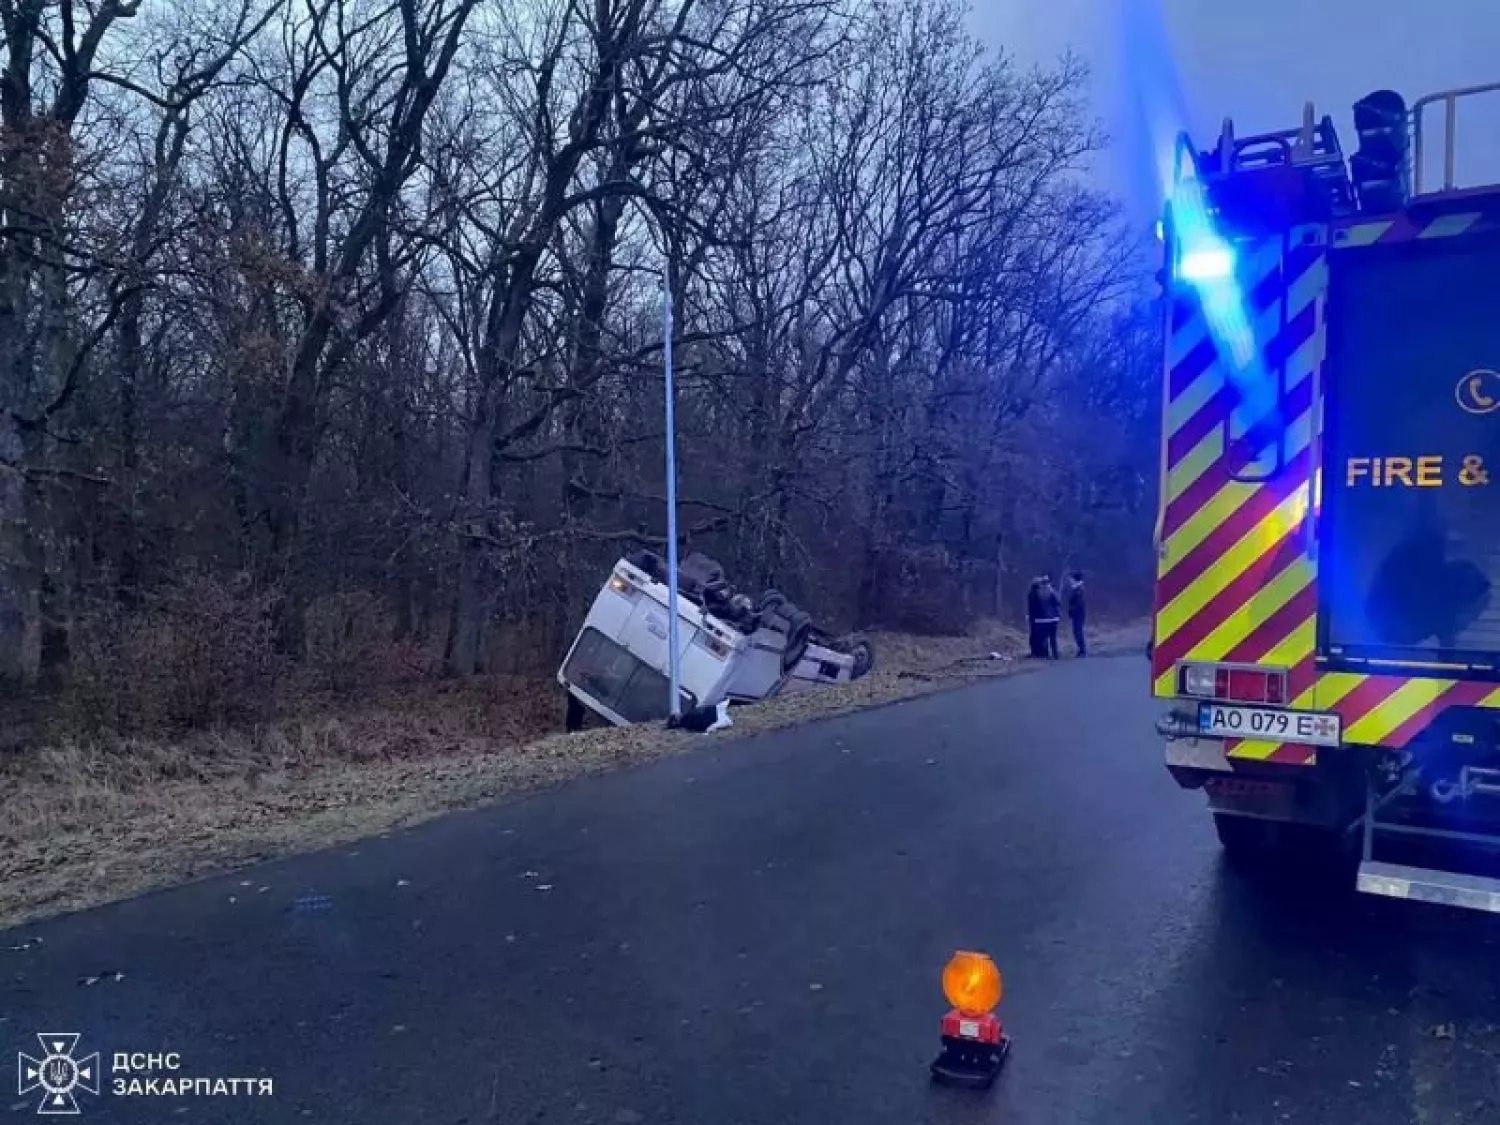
[1197,102,1357,216]
[1187,79,1500,220]
[1168,103,1357,484]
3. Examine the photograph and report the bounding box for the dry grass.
[0,619,1147,930]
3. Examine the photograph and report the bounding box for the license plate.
[1197,703,1342,747]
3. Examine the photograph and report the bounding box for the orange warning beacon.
[930,950,1010,1087]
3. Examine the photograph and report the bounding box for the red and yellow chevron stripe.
[1153,233,1322,765]
[1333,210,1500,248]
[1151,212,1500,767]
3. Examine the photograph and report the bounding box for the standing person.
[1065,570,1087,657]
[1026,577,1046,658]
[1037,576,1062,659]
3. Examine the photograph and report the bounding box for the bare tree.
[0,0,1159,725]
[209,0,480,615]
[430,0,838,674]
[0,0,147,680]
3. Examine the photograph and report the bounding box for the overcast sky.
[974,0,1500,218]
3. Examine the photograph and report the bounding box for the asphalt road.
[7,655,1500,1124]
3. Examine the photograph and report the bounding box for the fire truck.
[1152,82,1500,912]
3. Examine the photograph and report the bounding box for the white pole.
[663,266,683,718]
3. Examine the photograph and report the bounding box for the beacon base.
[930,1034,1011,1088]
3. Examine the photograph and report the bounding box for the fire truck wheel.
[565,693,586,733]
[1213,814,1351,876]
[1213,813,1282,867]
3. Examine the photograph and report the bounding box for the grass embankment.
[1,620,1147,929]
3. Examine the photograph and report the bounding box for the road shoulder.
[1,622,1146,929]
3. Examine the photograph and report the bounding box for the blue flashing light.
[1178,241,1235,282]
[1167,178,1276,440]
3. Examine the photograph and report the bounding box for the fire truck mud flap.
[1163,735,1233,774]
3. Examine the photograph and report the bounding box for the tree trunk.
[446,387,497,675]
[115,287,144,607]
[445,242,543,676]
[0,411,41,685]
[560,192,627,517]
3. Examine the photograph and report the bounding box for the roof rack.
[1412,82,1500,200]
[1192,102,1357,219]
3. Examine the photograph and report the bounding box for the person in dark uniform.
[1026,577,1046,658]
[1044,577,1064,658]
[1036,576,1062,659]
[1065,570,1087,656]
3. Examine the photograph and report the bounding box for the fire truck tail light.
[1179,663,1288,704]
[1227,669,1259,700]
[1180,665,1218,697]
